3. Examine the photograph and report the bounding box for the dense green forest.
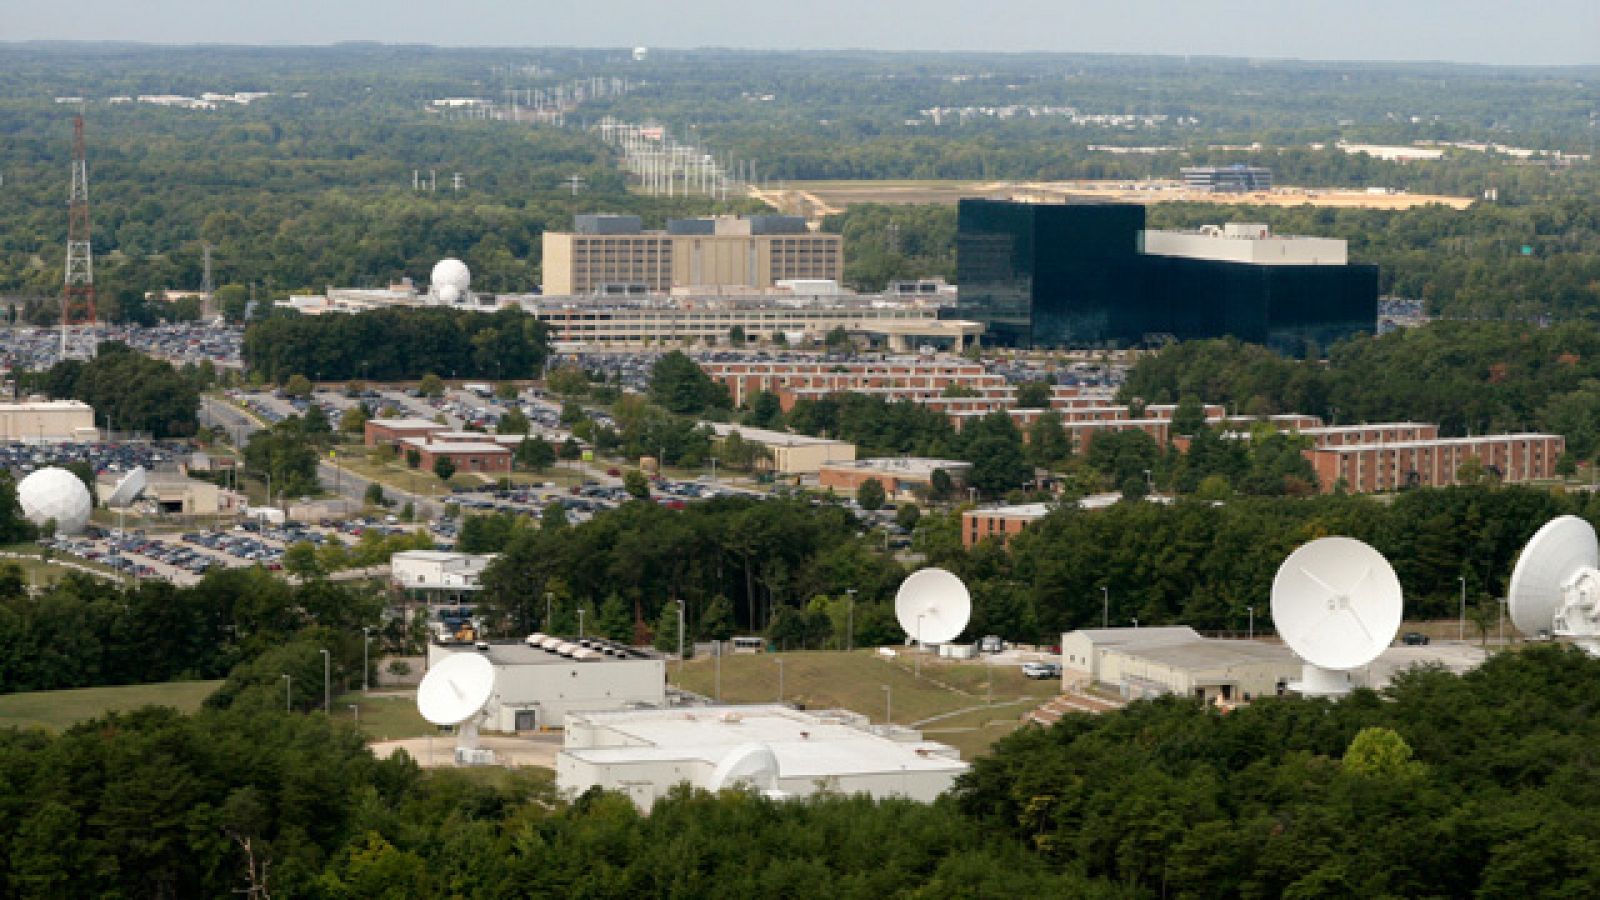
[0,45,757,305]
[962,644,1600,898]
[1120,322,1600,452]
[242,307,550,382]
[470,481,1593,645]
[25,341,205,437]
[2,636,1596,895]
[2,45,1595,320]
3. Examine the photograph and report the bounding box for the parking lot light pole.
[1247,606,1254,641]
[320,649,330,712]
[362,627,371,692]
[1459,576,1467,642]
[1101,586,1109,629]
[846,588,857,652]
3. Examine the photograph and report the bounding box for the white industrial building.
[392,550,493,594]
[427,637,665,731]
[1062,627,1300,704]
[557,705,968,810]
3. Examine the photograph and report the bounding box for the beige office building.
[542,215,842,295]
[0,400,97,443]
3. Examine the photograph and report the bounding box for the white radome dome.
[431,258,471,294]
[18,466,93,536]
[439,284,462,305]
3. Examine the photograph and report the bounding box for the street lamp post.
[362,627,372,693]
[282,674,292,712]
[546,592,554,632]
[675,599,685,678]
[916,613,925,678]
[881,684,891,725]
[1101,586,1109,629]
[1458,576,1467,642]
[1247,606,1254,641]
[577,608,586,639]
[320,649,330,712]
[1131,617,1139,629]
[846,588,857,652]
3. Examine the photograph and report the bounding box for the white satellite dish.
[104,466,147,508]
[417,652,495,725]
[1509,515,1600,653]
[707,742,779,792]
[417,652,497,765]
[895,567,972,645]
[1272,536,1403,697]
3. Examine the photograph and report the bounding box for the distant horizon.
[5,40,1600,72]
[4,1,1598,68]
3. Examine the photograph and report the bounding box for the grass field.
[670,651,1058,758]
[0,681,221,731]
[0,544,123,585]
[336,690,436,741]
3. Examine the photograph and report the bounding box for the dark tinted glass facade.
[949,198,1377,355]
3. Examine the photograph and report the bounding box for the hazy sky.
[6,0,1599,67]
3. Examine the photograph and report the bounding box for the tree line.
[242,307,551,383]
[1121,322,1600,456]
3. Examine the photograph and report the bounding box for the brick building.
[1304,433,1564,493]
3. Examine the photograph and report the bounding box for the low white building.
[428,638,665,731]
[1062,627,1300,704]
[557,705,968,810]
[392,550,493,594]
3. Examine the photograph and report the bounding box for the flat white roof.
[971,503,1052,519]
[1107,638,1298,672]
[0,400,92,411]
[393,550,490,564]
[1069,626,1203,648]
[564,705,966,780]
[370,417,444,430]
[709,423,850,448]
[824,457,970,475]
[399,437,511,454]
[1310,433,1562,453]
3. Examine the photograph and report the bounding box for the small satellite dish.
[707,742,779,792]
[895,568,972,645]
[1509,515,1600,653]
[417,652,495,726]
[1272,536,1403,697]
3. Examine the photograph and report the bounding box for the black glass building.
[949,198,1377,355]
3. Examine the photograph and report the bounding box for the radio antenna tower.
[62,113,97,359]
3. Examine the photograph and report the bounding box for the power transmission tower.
[61,113,96,360]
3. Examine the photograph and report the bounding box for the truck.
[464,382,493,397]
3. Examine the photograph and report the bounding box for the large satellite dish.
[104,466,147,508]
[1509,515,1600,652]
[1272,537,1403,697]
[417,652,495,726]
[417,652,498,766]
[895,567,972,645]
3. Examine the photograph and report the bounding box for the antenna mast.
[62,113,97,358]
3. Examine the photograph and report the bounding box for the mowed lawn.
[671,651,1059,757]
[0,681,222,731]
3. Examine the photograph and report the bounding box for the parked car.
[1022,662,1062,680]
[1402,632,1431,646]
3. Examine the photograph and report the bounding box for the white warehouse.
[427,636,665,731]
[557,704,968,810]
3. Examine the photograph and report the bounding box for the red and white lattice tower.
[61,113,97,359]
